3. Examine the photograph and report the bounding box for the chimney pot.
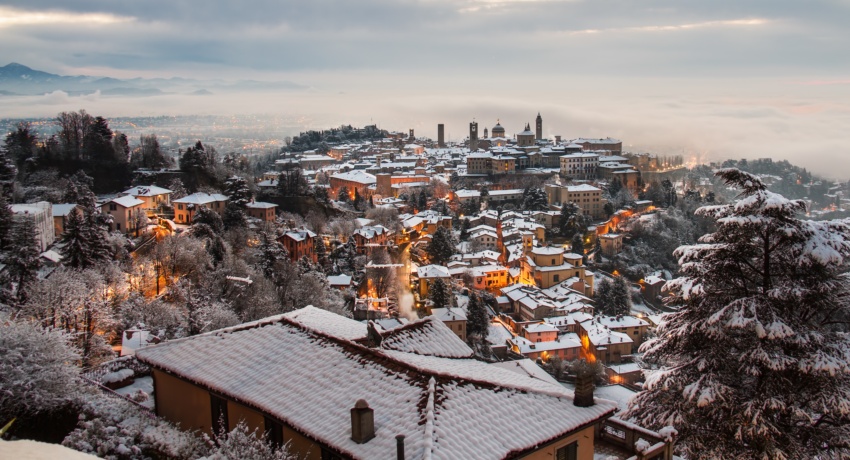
[396,434,406,460]
[351,399,375,444]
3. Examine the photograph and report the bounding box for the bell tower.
[535,112,543,140]
[469,121,478,151]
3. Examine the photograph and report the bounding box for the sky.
[1,0,849,177]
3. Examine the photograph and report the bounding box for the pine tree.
[625,169,850,459]
[60,208,89,269]
[224,175,252,207]
[428,278,451,309]
[459,218,471,241]
[0,194,14,249]
[571,233,584,255]
[560,202,586,238]
[594,277,631,317]
[192,207,225,234]
[522,187,549,211]
[427,226,455,265]
[337,186,350,203]
[466,291,489,341]
[222,203,248,230]
[5,216,42,303]
[167,177,188,200]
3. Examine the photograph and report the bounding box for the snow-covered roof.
[490,359,561,387]
[331,170,376,185]
[122,185,172,197]
[136,308,616,459]
[581,321,634,346]
[282,305,367,341]
[245,201,277,209]
[173,192,229,205]
[510,333,582,354]
[596,315,649,329]
[524,323,559,334]
[531,247,563,256]
[431,307,467,322]
[379,317,473,359]
[327,274,352,287]
[282,229,317,242]
[417,265,451,279]
[564,184,602,193]
[106,195,144,208]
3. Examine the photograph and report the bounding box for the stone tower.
[536,112,543,140]
[437,124,445,147]
[469,121,478,151]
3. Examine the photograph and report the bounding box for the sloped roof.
[282,305,367,341]
[136,307,616,460]
[379,317,473,359]
[173,192,229,205]
[107,195,144,208]
[122,185,172,197]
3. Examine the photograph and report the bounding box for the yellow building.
[522,246,595,295]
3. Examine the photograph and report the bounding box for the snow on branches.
[626,168,850,459]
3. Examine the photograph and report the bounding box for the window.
[116,223,121,231]
[210,394,229,436]
[264,416,284,448]
[556,442,578,460]
[109,204,117,211]
[553,274,559,282]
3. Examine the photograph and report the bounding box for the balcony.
[595,416,676,460]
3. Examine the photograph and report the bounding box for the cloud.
[37,89,101,105]
[0,6,133,27]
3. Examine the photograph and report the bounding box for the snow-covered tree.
[466,291,492,358]
[594,276,632,317]
[5,215,42,303]
[222,203,248,230]
[560,202,587,238]
[224,175,252,207]
[428,278,452,309]
[60,206,111,269]
[167,177,188,201]
[625,169,850,459]
[207,421,296,460]
[0,320,81,423]
[63,391,207,460]
[0,194,14,249]
[427,226,455,265]
[522,187,549,211]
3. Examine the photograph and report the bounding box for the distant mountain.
[0,63,306,96]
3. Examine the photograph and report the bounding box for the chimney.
[351,399,375,443]
[574,371,595,407]
[396,434,405,460]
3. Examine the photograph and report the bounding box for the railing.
[79,356,156,417]
[596,417,675,460]
[82,355,151,384]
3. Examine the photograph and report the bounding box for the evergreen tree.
[559,202,586,238]
[466,291,489,341]
[428,278,451,309]
[314,237,329,272]
[60,204,110,270]
[337,186,351,203]
[603,202,615,218]
[224,175,252,206]
[417,191,427,211]
[595,276,631,316]
[427,226,456,265]
[167,177,188,200]
[192,207,225,234]
[353,188,365,211]
[625,169,850,459]
[5,216,42,303]
[0,194,14,249]
[571,233,584,255]
[522,187,549,211]
[222,203,248,230]
[608,178,623,197]
[459,218,471,241]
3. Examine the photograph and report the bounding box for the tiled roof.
[136,307,616,460]
[379,317,473,359]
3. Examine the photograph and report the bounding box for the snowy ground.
[113,376,155,410]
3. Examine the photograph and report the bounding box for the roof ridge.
[422,376,436,460]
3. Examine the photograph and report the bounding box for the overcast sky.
[1,0,849,177]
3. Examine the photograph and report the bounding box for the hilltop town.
[1,111,849,459]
